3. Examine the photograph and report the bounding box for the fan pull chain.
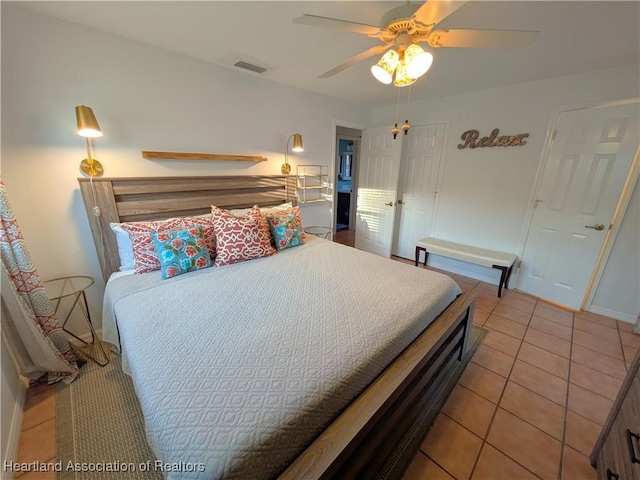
[402,85,412,135]
[392,88,401,139]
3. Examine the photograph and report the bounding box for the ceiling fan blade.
[428,28,539,49]
[413,0,468,28]
[293,14,382,36]
[319,45,390,78]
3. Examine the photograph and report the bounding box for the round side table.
[304,226,333,239]
[43,275,110,366]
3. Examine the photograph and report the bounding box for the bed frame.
[78,175,476,480]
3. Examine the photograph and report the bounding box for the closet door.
[392,123,446,260]
[355,126,403,257]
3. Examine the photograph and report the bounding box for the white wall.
[371,64,640,320]
[591,181,640,323]
[1,5,370,331]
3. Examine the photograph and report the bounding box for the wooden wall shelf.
[142,151,267,162]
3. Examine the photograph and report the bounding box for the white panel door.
[392,123,446,259]
[517,101,639,308]
[355,126,403,257]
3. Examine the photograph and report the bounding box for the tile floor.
[333,228,639,480]
[14,229,640,480]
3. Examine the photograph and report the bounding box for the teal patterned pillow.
[266,213,303,251]
[151,226,211,279]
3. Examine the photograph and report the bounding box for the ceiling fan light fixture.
[371,49,399,84]
[404,44,433,79]
[392,60,416,87]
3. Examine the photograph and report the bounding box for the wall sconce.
[75,105,104,177]
[282,133,304,175]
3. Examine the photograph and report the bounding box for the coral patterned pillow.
[211,205,277,266]
[183,214,216,260]
[151,227,211,279]
[266,213,304,251]
[119,217,186,274]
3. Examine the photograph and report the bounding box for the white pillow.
[229,202,293,217]
[109,223,135,271]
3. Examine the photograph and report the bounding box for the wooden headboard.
[78,176,297,282]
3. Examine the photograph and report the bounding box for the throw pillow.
[151,226,211,279]
[211,205,277,266]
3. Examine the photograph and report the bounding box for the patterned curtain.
[0,178,80,384]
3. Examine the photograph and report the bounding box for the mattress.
[102,237,461,479]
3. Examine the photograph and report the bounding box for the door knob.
[585,223,605,231]
[384,202,394,206]
[397,199,404,204]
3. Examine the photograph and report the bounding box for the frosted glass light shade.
[405,44,433,79]
[371,49,399,85]
[393,60,417,87]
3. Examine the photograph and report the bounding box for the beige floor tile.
[572,330,624,361]
[620,331,640,348]
[476,281,501,294]
[476,296,499,314]
[510,360,568,406]
[21,388,56,431]
[459,362,508,404]
[472,444,540,480]
[473,309,490,327]
[471,344,515,378]
[571,344,627,381]
[561,446,597,480]
[492,304,532,326]
[485,314,528,340]
[617,319,636,332]
[487,408,561,480]
[16,418,56,464]
[518,342,569,380]
[499,381,565,441]
[497,296,536,314]
[623,345,639,366]
[564,410,602,457]
[420,414,483,480]
[402,452,454,480]
[534,303,574,328]
[442,384,497,438]
[530,316,573,341]
[524,328,571,358]
[482,329,522,357]
[575,310,619,329]
[569,362,623,401]
[567,383,613,426]
[457,279,479,292]
[573,317,620,343]
[502,289,538,304]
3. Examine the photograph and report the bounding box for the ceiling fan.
[293,1,538,86]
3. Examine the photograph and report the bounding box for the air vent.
[234,60,267,74]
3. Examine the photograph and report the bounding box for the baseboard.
[588,306,636,324]
[1,377,28,480]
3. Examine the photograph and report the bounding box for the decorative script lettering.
[457,129,529,149]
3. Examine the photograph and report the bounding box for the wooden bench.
[415,237,517,298]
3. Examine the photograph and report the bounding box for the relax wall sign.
[457,128,529,149]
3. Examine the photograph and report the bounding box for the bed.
[78,175,476,480]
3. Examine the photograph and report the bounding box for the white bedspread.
[102,238,460,479]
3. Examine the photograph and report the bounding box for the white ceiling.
[14,1,640,106]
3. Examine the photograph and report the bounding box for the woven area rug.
[56,346,162,480]
[56,326,485,480]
